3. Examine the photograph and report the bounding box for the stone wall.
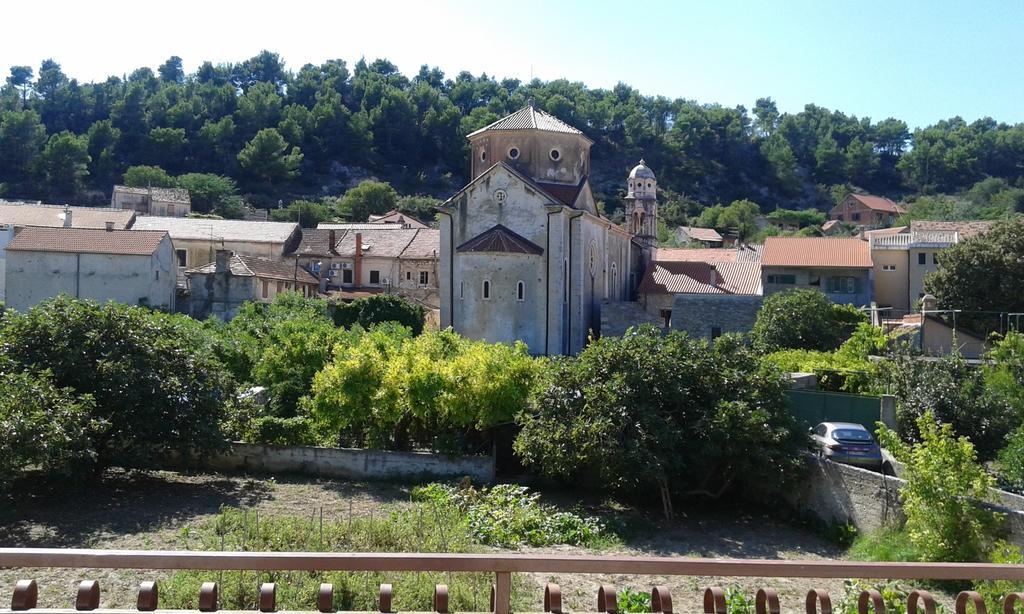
[195,442,495,483]
[788,456,1024,546]
[599,300,665,338]
[671,294,762,339]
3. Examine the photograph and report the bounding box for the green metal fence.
[786,389,882,433]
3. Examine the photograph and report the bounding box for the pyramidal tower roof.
[467,100,588,139]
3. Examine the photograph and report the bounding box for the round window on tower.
[549,148,561,161]
[507,147,520,160]
[480,149,487,162]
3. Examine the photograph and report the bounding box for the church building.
[438,102,656,355]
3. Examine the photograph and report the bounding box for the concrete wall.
[199,442,494,482]
[176,238,290,272]
[909,247,940,307]
[469,130,590,188]
[871,249,910,312]
[6,237,176,312]
[788,456,1024,546]
[671,293,763,339]
[0,225,14,302]
[762,266,873,307]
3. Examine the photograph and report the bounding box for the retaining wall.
[789,456,1024,546]
[193,443,495,483]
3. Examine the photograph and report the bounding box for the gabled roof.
[649,247,739,263]
[910,220,994,240]
[294,228,338,257]
[187,253,318,284]
[319,222,406,230]
[845,194,905,214]
[440,162,563,210]
[638,261,762,296]
[368,210,429,229]
[113,185,191,204]
[456,224,544,255]
[0,201,135,229]
[534,177,587,208]
[677,226,724,242]
[400,229,440,259]
[466,104,589,141]
[762,237,872,268]
[131,217,299,243]
[6,227,167,256]
[334,228,419,258]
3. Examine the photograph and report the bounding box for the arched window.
[611,262,619,300]
[482,279,491,300]
[517,280,525,301]
[459,281,464,300]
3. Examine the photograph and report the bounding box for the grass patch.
[846,527,924,563]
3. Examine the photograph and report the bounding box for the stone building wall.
[670,294,763,339]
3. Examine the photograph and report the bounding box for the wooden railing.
[2,549,1024,614]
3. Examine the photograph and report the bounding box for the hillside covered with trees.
[2,51,1023,224]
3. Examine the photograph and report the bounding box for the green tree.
[751,289,866,352]
[269,199,333,227]
[157,56,185,84]
[6,66,33,106]
[332,294,427,335]
[0,369,96,490]
[0,297,234,467]
[514,328,805,506]
[0,109,47,191]
[336,180,399,222]
[123,164,175,188]
[237,128,302,187]
[878,412,1000,562]
[925,218,1024,335]
[175,173,239,214]
[38,131,90,196]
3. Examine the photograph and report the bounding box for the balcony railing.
[2,549,1024,614]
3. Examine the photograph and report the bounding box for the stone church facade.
[439,103,652,355]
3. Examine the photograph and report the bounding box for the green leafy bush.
[0,296,234,467]
[617,588,652,613]
[878,411,1002,562]
[973,540,1024,612]
[331,294,426,335]
[0,369,97,489]
[248,416,314,446]
[763,323,889,392]
[750,289,866,353]
[515,328,806,504]
[411,483,606,548]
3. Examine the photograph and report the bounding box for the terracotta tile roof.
[467,105,588,139]
[400,229,440,259]
[677,226,723,242]
[735,244,764,262]
[294,229,338,257]
[910,220,995,240]
[326,288,385,300]
[762,237,872,268]
[849,194,905,214]
[367,210,429,228]
[132,217,299,243]
[649,247,738,263]
[319,222,406,230]
[6,227,167,256]
[113,185,191,204]
[0,201,135,229]
[334,228,419,258]
[187,253,317,284]
[638,261,762,296]
[456,224,544,255]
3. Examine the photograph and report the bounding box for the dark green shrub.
[332,294,426,335]
[248,416,314,446]
[750,289,866,352]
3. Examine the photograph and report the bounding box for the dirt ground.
[0,470,866,613]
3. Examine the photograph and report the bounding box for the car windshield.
[833,428,872,442]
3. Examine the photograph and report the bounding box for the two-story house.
[829,194,905,228]
[111,185,192,217]
[761,237,873,306]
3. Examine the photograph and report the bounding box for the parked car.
[809,422,883,470]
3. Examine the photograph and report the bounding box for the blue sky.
[3,0,1021,130]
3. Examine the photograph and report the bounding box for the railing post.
[494,571,511,614]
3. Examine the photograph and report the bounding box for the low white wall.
[199,443,494,483]
[788,456,1024,546]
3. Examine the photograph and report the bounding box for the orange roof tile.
[849,194,905,214]
[762,237,872,268]
[638,261,762,296]
[6,227,167,256]
[649,247,738,263]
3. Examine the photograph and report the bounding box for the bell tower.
[625,159,658,251]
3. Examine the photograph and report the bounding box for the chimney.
[709,263,717,286]
[921,293,937,313]
[328,229,336,253]
[215,249,231,274]
[105,221,114,232]
[62,206,72,228]
[354,232,363,287]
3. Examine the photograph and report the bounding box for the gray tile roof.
[467,105,588,139]
[295,228,338,257]
[400,229,440,259]
[187,253,318,284]
[132,217,299,243]
[113,185,191,204]
[639,261,762,296]
[334,228,419,258]
[0,201,135,229]
[318,222,406,230]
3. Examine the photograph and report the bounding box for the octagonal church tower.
[438,101,641,355]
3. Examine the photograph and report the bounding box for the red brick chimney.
[354,232,363,287]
